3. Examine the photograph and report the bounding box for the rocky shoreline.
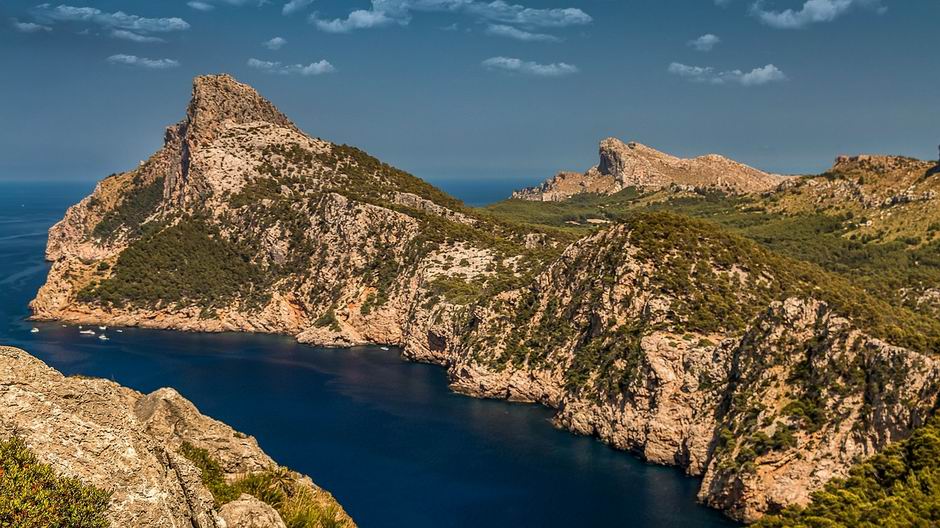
[0,345,355,528]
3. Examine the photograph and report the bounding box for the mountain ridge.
[29,74,940,523]
[512,137,787,201]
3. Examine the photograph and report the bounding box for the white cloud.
[312,9,399,33]
[485,24,559,42]
[12,19,52,33]
[482,56,578,77]
[187,1,215,11]
[751,0,886,29]
[312,0,591,34]
[107,54,179,69]
[189,0,263,8]
[111,30,164,43]
[263,37,287,50]
[668,62,786,86]
[34,4,190,33]
[247,58,336,76]
[283,0,315,15]
[688,33,720,52]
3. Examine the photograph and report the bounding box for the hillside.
[512,138,786,201]
[0,345,353,528]
[30,74,940,523]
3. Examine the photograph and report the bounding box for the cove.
[0,181,737,528]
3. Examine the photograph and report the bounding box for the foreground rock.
[512,138,786,201]
[0,345,354,528]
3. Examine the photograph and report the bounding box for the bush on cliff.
[180,442,349,528]
[0,436,111,528]
[757,416,940,528]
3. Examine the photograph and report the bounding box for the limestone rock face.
[513,137,786,201]
[219,494,287,528]
[0,346,353,528]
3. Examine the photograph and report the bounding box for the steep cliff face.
[512,138,786,201]
[433,216,940,522]
[31,74,940,523]
[0,345,354,528]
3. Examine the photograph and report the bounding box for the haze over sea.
[0,180,736,528]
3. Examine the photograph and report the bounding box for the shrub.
[92,176,165,240]
[0,436,111,528]
[180,442,351,528]
[757,416,940,527]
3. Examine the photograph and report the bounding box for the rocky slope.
[770,153,940,243]
[512,138,786,201]
[30,74,940,523]
[0,345,353,528]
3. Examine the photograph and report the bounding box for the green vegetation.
[0,436,111,528]
[180,442,349,528]
[79,218,267,310]
[485,190,940,349]
[757,416,940,528]
[313,308,341,332]
[92,175,165,240]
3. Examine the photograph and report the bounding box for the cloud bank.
[12,18,52,33]
[34,4,190,33]
[688,33,720,52]
[668,62,786,86]
[752,0,886,29]
[247,58,336,76]
[107,54,180,69]
[485,24,560,42]
[312,0,591,34]
[263,36,287,50]
[482,56,578,77]
[111,30,164,43]
[283,0,315,15]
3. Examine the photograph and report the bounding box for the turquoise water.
[0,181,736,528]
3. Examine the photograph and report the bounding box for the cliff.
[512,138,786,201]
[0,345,354,528]
[30,74,940,523]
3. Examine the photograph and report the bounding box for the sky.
[1,0,938,193]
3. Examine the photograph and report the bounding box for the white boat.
[115,329,123,333]
[98,326,107,330]
[61,325,67,328]
[79,330,96,336]
[380,346,390,351]
[30,328,39,334]
[98,335,109,341]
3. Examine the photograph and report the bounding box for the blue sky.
[1,0,938,191]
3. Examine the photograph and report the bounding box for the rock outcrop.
[220,495,288,528]
[0,345,353,528]
[513,138,786,201]
[29,74,940,523]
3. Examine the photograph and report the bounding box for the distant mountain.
[30,74,940,523]
[513,138,786,201]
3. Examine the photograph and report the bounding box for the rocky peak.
[513,137,785,201]
[831,153,926,175]
[182,74,297,145]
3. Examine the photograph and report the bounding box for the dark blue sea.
[0,181,736,528]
